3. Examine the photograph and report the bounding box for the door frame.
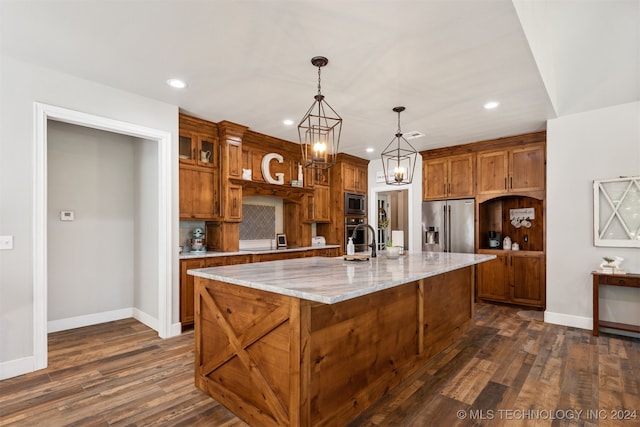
[33,102,174,370]
[369,186,414,252]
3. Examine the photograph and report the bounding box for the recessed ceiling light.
[484,101,499,109]
[283,119,294,126]
[166,78,187,89]
[366,147,375,153]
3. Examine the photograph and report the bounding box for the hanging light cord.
[396,110,403,164]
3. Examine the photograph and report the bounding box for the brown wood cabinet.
[312,185,331,222]
[477,250,545,308]
[224,183,242,222]
[179,166,217,219]
[476,254,510,302]
[342,162,367,194]
[179,130,217,168]
[477,143,545,198]
[179,258,205,326]
[226,140,242,179]
[422,153,475,200]
[179,115,221,220]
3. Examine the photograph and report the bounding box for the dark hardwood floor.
[1,304,638,426]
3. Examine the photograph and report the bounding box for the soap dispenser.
[347,237,355,255]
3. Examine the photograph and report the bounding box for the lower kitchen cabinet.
[477,251,545,308]
[313,247,340,257]
[180,258,205,326]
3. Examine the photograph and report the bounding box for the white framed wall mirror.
[593,176,640,247]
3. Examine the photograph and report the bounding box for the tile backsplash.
[240,204,276,239]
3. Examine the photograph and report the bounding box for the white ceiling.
[1,0,638,159]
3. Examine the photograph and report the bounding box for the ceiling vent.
[403,131,425,140]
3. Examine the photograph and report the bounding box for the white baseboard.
[48,308,134,333]
[544,311,592,330]
[0,356,36,380]
[170,322,183,337]
[132,308,158,331]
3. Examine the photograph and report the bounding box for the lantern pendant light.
[381,106,417,185]
[298,56,342,169]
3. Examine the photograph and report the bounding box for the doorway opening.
[375,190,409,252]
[33,103,174,371]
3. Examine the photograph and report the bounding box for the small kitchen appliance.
[190,227,206,253]
[488,231,501,248]
[344,192,366,216]
[312,236,326,246]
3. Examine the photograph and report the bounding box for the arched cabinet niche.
[476,195,546,309]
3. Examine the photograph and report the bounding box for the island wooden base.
[194,266,474,426]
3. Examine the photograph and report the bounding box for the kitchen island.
[189,252,494,426]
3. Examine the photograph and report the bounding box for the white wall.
[134,138,159,320]
[546,101,640,331]
[47,121,135,323]
[0,55,178,376]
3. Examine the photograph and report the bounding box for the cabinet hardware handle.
[504,177,507,189]
[510,177,513,189]
[448,183,451,194]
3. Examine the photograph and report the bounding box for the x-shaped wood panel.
[199,287,290,425]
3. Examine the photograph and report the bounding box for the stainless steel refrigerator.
[422,199,475,253]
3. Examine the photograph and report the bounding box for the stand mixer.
[190,227,206,253]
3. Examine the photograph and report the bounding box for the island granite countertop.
[188,251,495,304]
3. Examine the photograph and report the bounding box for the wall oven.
[345,217,368,253]
[344,192,366,216]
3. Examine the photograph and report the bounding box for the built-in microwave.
[344,192,366,216]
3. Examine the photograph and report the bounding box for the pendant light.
[298,56,342,169]
[381,106,417,185]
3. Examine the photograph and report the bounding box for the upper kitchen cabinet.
[179,114,220,219]
[179,132,217,168]
[178,113,218,168]
[477,143,545,200]
[218,121,249,222]
[180,168,216,219]
[305,185,331,222]
[422,153,475,200]
[342,161,368,194]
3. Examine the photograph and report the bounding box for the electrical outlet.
[0,235,14,250]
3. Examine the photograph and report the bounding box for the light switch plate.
[60,210,75,221]
[0,235,13,250]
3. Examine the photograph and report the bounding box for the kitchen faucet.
[351,224,377,258]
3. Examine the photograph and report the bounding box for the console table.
[592,272,640,336]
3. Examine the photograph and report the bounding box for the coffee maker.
[488,231,501,248]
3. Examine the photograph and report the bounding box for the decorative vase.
[386,246,400,259]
